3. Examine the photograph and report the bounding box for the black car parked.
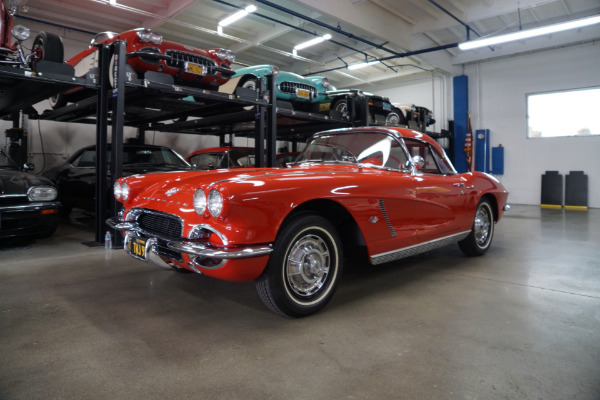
[0,150,60,240]
[43,144,191,215]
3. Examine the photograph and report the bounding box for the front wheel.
[31,32,64,71]
[255,214,343,317]
[458,198,495,256]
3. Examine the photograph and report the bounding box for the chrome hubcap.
[474,206,491,246]
[286,234,330,297]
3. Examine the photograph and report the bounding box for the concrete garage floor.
[0,205,599,400]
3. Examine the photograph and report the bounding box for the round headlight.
[150,32,163,45]
[193,189,207,215]
[226,50,235,63]
[121,182,130,201]
[12,25,30,41]
[27,186,57,201]
[270,65,280,78]
[137,29,161,44]
[207,189,223,217]
[216,48,228,61]
[321,78,330,88]
[114,181,122,200]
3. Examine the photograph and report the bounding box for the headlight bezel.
[137,29,162,45]
[12,25,30,41]
[114,181,130,201]
[27,185,57,202]
[114,181,122,200]
[216,48,235,63]
[207,189,223,218]
[193,189,207,216]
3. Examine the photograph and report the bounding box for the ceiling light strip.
[459,14,600,50]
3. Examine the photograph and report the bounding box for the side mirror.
[410,155,424,170]
[23,162,35,171]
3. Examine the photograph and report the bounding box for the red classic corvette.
[108,127,509,317]
[50,28,235,108]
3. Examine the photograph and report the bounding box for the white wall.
[464,41,600,208]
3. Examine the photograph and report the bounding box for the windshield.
[71,146,190,168]
[0,151,18,170]
[298,131,409,171]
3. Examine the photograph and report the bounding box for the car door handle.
[453,183,465,188]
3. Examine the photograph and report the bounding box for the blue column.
[453,75,468,173]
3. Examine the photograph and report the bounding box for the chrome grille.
[0,195,28,207]
[165,50,216,74]
[279,81,317,98]
[137,212,182,240]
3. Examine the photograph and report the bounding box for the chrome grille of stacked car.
[165,50,215,74]
[279,81,317,97]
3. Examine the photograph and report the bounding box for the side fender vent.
[379,198,397,238]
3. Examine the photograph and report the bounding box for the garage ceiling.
[16,0,600,88]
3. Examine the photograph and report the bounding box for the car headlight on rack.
[216,48,235,63]
[12,25,30,41]
[137,29,162,45]
[27,186,57,201]
[207,189,223,217]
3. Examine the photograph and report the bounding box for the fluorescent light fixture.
[459,14,600,50]
[218,4,257,27]
[335,70,360,80]
[348,60,380,70]
[294,34,332,51]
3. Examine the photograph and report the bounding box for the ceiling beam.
[291,0,412,50]
[142,0,197,28]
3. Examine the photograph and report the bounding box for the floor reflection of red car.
[108,126,509,317]
[50,28,235,108]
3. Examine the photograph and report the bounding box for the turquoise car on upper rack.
[224,64,333,112]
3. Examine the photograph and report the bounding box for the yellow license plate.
[185,62,205,76]
[296,88,310,99]
[128,237,147,259]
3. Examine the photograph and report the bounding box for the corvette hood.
[126,165,361,200]
[0,169,54,196]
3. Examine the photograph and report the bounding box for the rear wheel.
[331,97,349,121]
[458,198,495,256]
[255,214,343,317]
[31,32,64,71]
[49,93,66,109]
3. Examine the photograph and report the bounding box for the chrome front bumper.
[106,217,273,270]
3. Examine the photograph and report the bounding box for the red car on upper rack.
[49,28,235,108]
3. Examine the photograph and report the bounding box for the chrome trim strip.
[167,241,273,259]
[0,202,61,212]
[370,230,471,265]
[189,224,229,246]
